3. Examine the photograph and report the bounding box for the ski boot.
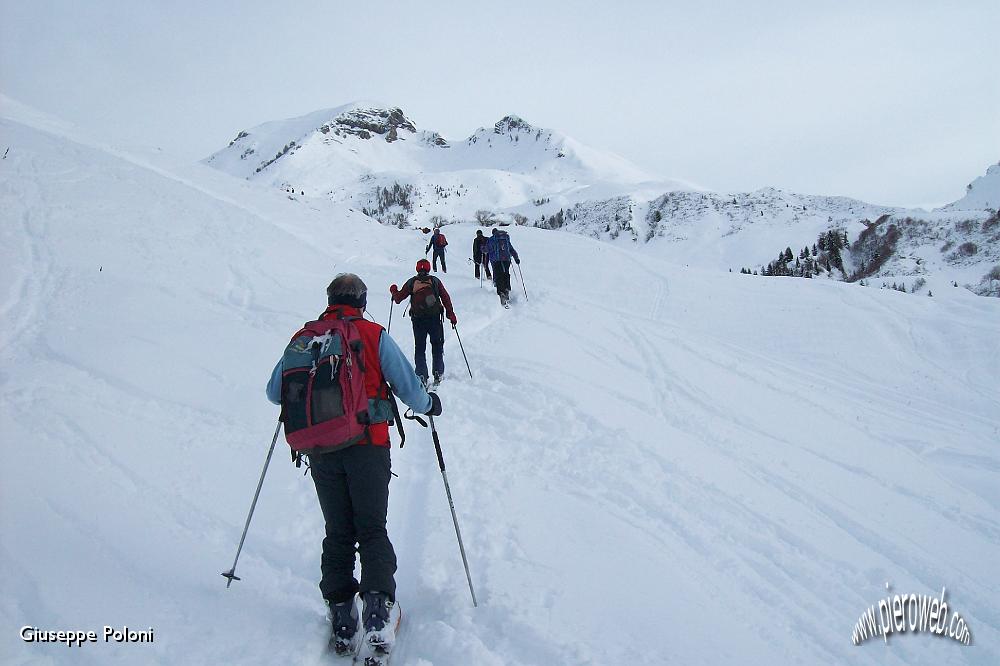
[326,597,360,657]
[358,591,401,665]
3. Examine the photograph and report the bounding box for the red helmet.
[416,258,431,273]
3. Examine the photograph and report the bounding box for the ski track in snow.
[2,114,999,665]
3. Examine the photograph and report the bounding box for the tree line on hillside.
[361,183,415,228]
[739,229,849,278]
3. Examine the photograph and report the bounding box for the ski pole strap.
[404,408,428,428]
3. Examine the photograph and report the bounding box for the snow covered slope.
[3,105,1000,665]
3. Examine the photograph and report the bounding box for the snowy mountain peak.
[319,105,417,143]
[493,114,533,135]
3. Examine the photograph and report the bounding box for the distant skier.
[472,229,492,281]
[425,227,448,273]
[486,228,520,307]
[390,259,458,386]
[265,273,441,658]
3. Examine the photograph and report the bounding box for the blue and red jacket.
[426,229,447,254]
[486,232,519,263]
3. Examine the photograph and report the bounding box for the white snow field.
[2,106,999,666]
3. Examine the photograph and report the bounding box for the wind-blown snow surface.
[2,109,999,665]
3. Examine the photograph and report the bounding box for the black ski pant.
[474,253,491,280]
[411,316,444,379]
[311,444,396,604]
[431,248,447,273]
[492,260,512,295]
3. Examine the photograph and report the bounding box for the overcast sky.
[2,0,997,207]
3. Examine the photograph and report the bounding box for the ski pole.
[514,263,528,301]
[429,415,478,607]
[388,296,395,333]
[452,324,473,379]
[221,419,282,588]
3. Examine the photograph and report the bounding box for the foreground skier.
[265,273,442,662]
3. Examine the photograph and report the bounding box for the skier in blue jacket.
[485,228,520,307]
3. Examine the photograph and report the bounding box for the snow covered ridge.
[208,104,426,176]
[539,169,1000,296]
[941,161,1000,212]
[202,102,998,296]
[202,101,675,225]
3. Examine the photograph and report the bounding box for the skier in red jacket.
[390,258,457,386]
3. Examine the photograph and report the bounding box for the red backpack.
[280,315,370,453]
[435,232,448,248]
[408,275,443,318]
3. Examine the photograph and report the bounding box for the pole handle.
[430,417,446,471]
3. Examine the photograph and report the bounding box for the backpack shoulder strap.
[429,276,444,302]
[386,388,406,448]
[403,276,418,298]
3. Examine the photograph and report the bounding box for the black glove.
[515,257,521,264]
[425,391,442,417]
